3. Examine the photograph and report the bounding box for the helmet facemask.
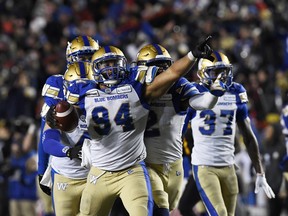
[93,55,127,87]
[199,64,233,86]
[136,44,173,75]
[198,51,233,87]
[144,59,172,74]
[68,49,96,64]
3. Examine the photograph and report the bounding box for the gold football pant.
[146,158,183,210]
[52,173,86,216]
[79,162,153,216]
[192,165,238,216]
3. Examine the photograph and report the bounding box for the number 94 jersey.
[66,77,150,171]
[188,82,249,166]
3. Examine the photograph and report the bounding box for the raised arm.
[144,36,213,101]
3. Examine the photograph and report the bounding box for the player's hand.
[38,175,51,196]
[209,72,227,97]
[46,105,59,129]
[66,145,82,160]
[254,173,275,199]
[191,35,213,59]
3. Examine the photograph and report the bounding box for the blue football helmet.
[92,46,128,87]
[197,51,233,87]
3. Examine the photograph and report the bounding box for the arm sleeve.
[42,129,68,157]
[37,118,50,175]
[188,92,218,110]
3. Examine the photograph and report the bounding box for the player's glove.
[66,145,82,160]
[38,175,51,196]
[46,105,59,129]
[209,73,227,97]
[191,35,213,59]
[254,173,275,199]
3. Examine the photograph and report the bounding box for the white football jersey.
[189,82,249,166]
[50,128,90,179]
[144,78,200,163]
[66,76,150,171]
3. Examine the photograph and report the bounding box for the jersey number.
[91,103,135,135]
[199,109,234,135]
[144,110,160,137]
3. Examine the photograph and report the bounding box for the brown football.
[55,101,79,132]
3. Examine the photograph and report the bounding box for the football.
[55,100,79,132]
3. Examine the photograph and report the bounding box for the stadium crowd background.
[0,0,288,215]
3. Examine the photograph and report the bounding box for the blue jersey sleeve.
[42,75,65,104]
[37,118,50,175]
[171,78,200,113]
[42,75,65,108]
[171,78,200,100]
[66,79,98,104]
[231,83,249,122]
[42,129,67,157]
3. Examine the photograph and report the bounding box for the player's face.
[78,54,93,62]
[96,60,117,79]
[147,60,171,74]
[205,67,230,82]
[97,59,117,69]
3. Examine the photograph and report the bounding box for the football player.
[187,51,275,216]
[65,38,213,216]
[135,44,225,215]
[37,35,99,216]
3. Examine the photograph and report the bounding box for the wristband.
[28,124,36,134]
[187,51,195,61]
[256,173,265,177]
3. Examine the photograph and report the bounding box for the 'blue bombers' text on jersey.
[66,67,151,171]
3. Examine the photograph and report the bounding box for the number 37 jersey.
[188,82,249,166]
[66,78,149,171]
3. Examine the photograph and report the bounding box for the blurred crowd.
[0,0,288,215]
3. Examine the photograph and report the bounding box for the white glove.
[209,73,227,97]
[254,173,275,199]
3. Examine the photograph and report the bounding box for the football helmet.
[197,51,233,87]
[136,44,173,73]
[64,61,93,83]
[92,46,128,86]
[66,36,100,65]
